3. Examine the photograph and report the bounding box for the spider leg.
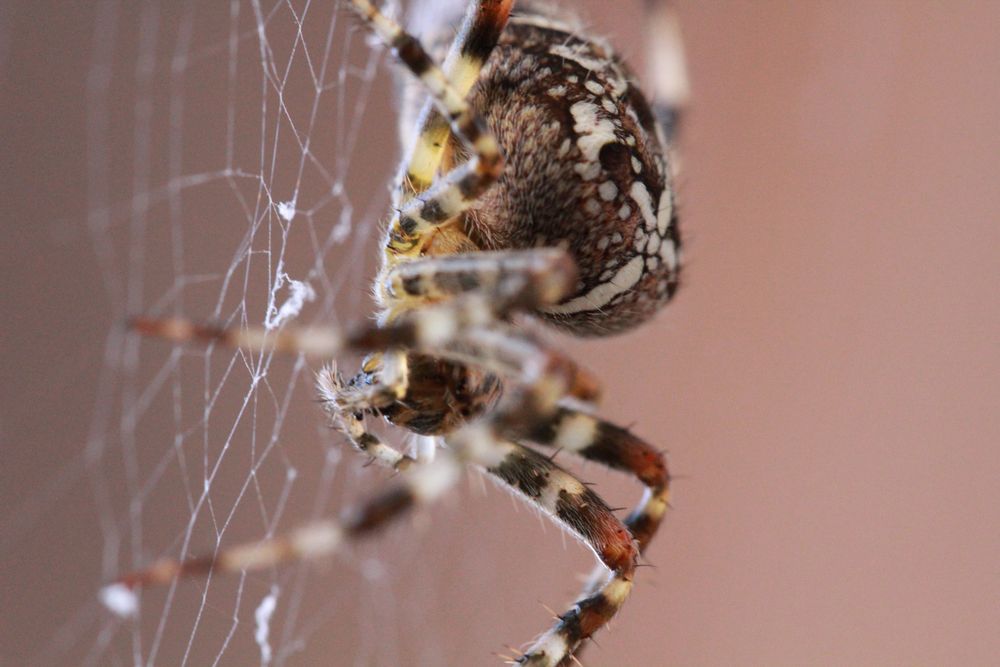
[381,248,601,401]
[503,407,670,553]
[129,315,344,357]
[105,453,463,594]
[131,248,588,389]
[348,0,504,256]
[453,428,638,584]
[442,364,638,666]
[644,0,689,145]
[127,293,499,359]
[316,357,416,472]
[465,436,638,666]
[400,0,513,197]
[505,406,672,662]
[447,324,600,404]
[381,248,576,312]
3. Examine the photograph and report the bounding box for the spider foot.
[317,363,415,472]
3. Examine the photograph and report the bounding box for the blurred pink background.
[2,1,998,665]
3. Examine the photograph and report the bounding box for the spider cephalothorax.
[114,2,688,665]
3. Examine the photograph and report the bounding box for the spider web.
[13,1,642,665]
[27,1,434,664]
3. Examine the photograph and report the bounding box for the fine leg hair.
[503,407,671,552]
[481,440,636,580]
[316,360,416,472]
[398,0,513,197]
[504,406,672,638]
[474,438,639,666]
[348,0,505,255]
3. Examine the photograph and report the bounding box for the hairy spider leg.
[472,439,638,666]
[131,248,575,370]
[129,290,504,359]
[440,324,601,404]
[645,0,689,157]
[348,0,504,257]
[503,405,672,638]
[399,0,514,197]
[446,377,642,666]
[105,453,463,591]
[316,362,416,472]
[380,247,575,311]
[505,407,671,553]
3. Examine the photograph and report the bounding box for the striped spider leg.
[644,0,690,151]
[394,0,514,200]
[349,0,507,256]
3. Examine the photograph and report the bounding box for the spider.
[106,1,689,664]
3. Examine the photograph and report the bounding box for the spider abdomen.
[465,13,681,335]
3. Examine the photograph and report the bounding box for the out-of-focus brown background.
[2,1,999,665]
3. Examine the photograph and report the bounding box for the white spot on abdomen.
[659,237,679,271]
[598,181,618,201]
[550,43,605,72]
[630,182,657,231]
[544,255,645,315]
[570,101,618,162]
[656,188,673,235]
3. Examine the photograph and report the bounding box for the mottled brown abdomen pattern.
[463,15,681,335]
